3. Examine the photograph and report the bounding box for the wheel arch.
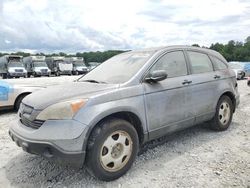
[14,92,31,109]
[85,111,145,148]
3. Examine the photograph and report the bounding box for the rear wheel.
[241,72,245,79]
[55,71,60,76]
[86,118,139,181]
[2,74,7,79]
[209,95,233,131]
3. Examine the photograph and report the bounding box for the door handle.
[214,75,221,79]
[182,80,192,85]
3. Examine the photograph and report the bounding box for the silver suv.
[9,46,239,181]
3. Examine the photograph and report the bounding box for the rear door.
[143,50,195,139]
[185,50,217,123]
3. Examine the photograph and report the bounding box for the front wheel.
[209,95,233,131]
[86,118,139,181]
[2,74,7,79]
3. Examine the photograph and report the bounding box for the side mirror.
[145,70,167,83]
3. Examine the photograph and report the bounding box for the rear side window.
[150,51,188,78]
[188,51,213,74]
[211,56,227,70]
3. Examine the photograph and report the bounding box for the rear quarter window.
[211,56,228,70]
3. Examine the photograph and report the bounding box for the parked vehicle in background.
[46,56,72,76]
[88,62,100,70]
[229,61,250,79]
[23,56,51,77]
[0,81,44,110]
[9,46,239,181]
[0,55,27,79]
[65,57,89,75]
[228,62,246,80]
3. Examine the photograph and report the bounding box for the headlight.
[36,99,87,120]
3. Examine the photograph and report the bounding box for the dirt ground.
[0,76,249,188]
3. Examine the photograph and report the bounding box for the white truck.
[46,56,72,76]
[23,56,51,77]
[65,57,89,75]
[0,55,27,79]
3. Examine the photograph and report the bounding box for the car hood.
[23,82,119,110]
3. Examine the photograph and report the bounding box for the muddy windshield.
[34,61,47,67]
[79,51,154,84]
[75,63,86,67]
[8,61,24,68]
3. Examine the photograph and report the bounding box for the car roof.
[131,45,227,62]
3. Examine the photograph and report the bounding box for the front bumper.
[60,71,72,75]
[9,119,88,167]
[35,72,50,76]
[9,72,27,77]
[9,130,85,167]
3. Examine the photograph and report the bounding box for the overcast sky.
[0,0,250,53]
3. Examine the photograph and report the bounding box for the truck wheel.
[14,94,29,111]
[209,95,233,131]
[2,74,7,79]
[241,72,245,80]
[86,118,139,181]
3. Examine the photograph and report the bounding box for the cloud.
[0,0,250,53]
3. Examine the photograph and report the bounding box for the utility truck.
[23,56,51,77]
[65,57,89,75]
[0,55,27,79]
[46,56,72,76]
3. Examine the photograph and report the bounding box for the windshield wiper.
[80,79,107,84]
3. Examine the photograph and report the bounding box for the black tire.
[14,94,29,111]
[2,74,7,79]
[241,72,245,80]
[86,118,139,181]
[209,95,233,131]
[55,72,60,76]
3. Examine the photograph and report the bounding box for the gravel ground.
[0,76,249,188]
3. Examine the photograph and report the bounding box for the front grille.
[41,69,48,73]
[20,115,44,129]
[19,103,44,129]
[15,69,23,72]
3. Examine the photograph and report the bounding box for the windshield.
[34,61,48,67]
[8,61,24,68]
[55,60,65,64]
[229,63,243,69]
[74,63,86,67]
[79,51,154,84]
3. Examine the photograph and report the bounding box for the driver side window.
[150,51,188,78]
